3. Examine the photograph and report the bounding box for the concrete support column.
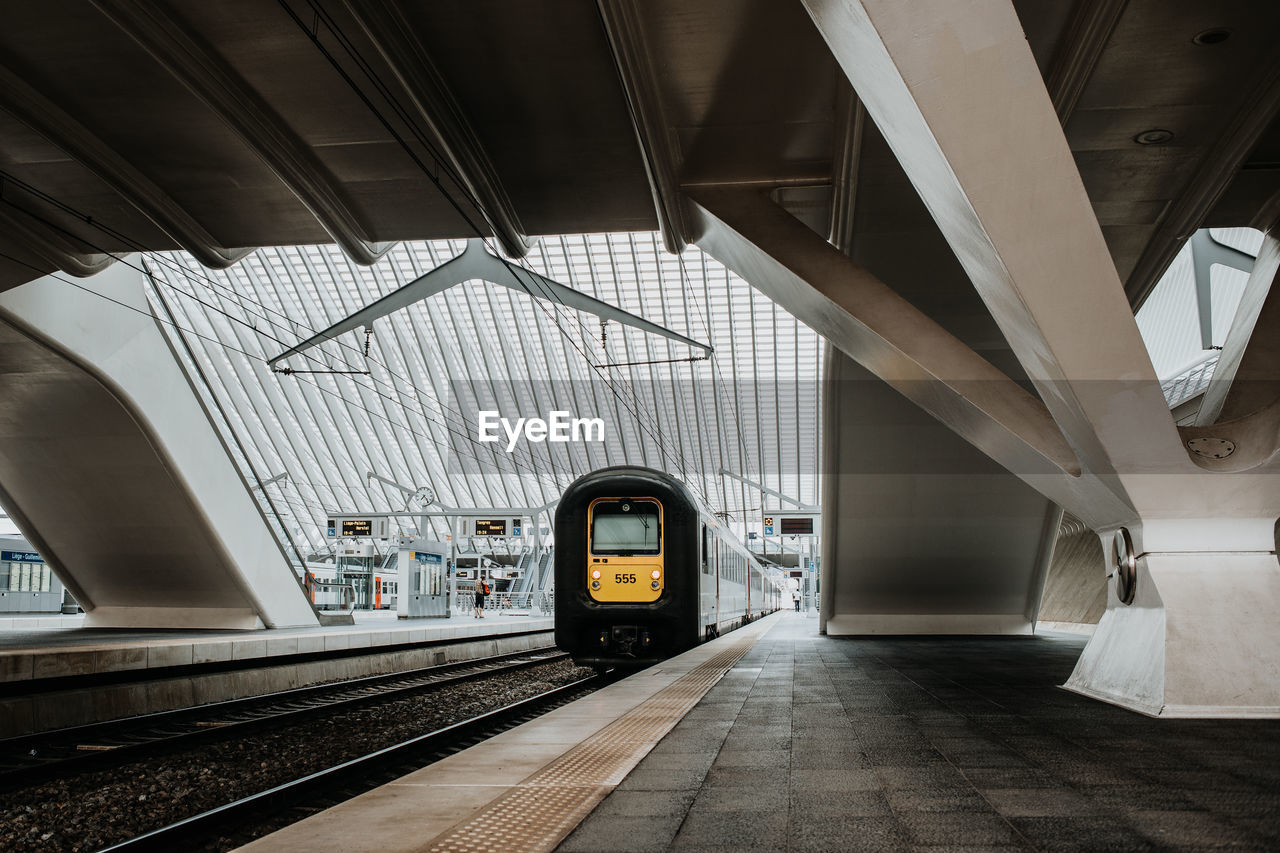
[1068,520,1280,716]
[0,266,320,629]
[796,0,1280,715]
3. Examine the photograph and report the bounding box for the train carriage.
[555,466,784,669]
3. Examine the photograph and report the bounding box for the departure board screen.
[780,517,814,535]
[341,519,373,537]
[474,519,507,536]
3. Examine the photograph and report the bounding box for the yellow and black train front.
[555,466,700,668]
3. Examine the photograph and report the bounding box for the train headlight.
[591,569,601,579]
[651,580,660,590]
[591,580,601,590]
[650,569,660,580]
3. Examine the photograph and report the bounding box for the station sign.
[781,517,815,535]
[326,516,391,539]
[341,519,373,537]
[0,550,42,563]
[761,515,816,536]
[412,552,442,564]
[474,519,508,536]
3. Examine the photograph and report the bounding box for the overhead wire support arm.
[273,367,371,376]
[267,238,713,367]
[594,355,709,369]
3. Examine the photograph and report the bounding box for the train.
[554,466,787,669]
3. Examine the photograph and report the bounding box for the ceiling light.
[1192,28,1231,46]
[1134,129,1174,145]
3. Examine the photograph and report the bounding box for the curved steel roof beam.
[340,0,532,260]
[0,62,250,270]
[1044,0,1129,123]
[597,0,688,255]
[90,0,393,266]
[270,238,712,367]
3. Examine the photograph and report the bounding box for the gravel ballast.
[0,658,594,852]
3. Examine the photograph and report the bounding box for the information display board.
[341,519,373,537]
[781,517,815,535]
[474,519,508,536]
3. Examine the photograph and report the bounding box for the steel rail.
[98,674,604,852]
[0,648,565,791]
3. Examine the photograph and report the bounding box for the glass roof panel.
[146,234,823,550]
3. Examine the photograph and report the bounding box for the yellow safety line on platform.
[423,633,762,853]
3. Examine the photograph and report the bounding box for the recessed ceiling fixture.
[1192,28,1231,46]
[1134,129,1175,145]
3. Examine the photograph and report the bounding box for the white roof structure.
[144,234,822,552]
[1137,226,1263,403]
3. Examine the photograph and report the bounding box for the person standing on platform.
[792,588,801,612]
[474,574,489,618]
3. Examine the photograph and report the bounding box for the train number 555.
[615,573,637,584]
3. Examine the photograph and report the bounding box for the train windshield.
[591,500,661,555]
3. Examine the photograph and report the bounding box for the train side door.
[714,538,722,634]
[700,525,709,628]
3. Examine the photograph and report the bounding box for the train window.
[590,499,661,555]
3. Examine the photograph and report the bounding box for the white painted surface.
[1066,546,1280,717]
[0,266,319,629]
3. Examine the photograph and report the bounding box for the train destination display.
[780,517,814,535]
[341,519,373,537]
[474,519,508,536]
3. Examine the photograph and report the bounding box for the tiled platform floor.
[560,613,1280,852]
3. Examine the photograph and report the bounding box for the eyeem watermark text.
[477,410,605,452]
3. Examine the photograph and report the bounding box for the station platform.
[0,609,551,683]
[0,609,553,736]
[241,611,1280,853]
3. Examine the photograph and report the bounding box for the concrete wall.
[1036,514,1107,628]
[822,348,1056,634]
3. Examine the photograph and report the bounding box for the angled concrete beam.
[1044,0,1128,122]
[340,0,532,259]
[801,0,1182,493]
[597,0,688,254]
[1189,230,1257,350]
[0,62,249,270]
[91,0,393,265]
[1196,233,1280,425]
[686,186,1140,525]
[0,204,118,277]
[270,238,711,367]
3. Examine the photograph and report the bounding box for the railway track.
[99,672,605,852]
[0,647,567,791]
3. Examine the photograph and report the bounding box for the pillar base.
[83,606,266,630]
[1064,550,1280,718]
